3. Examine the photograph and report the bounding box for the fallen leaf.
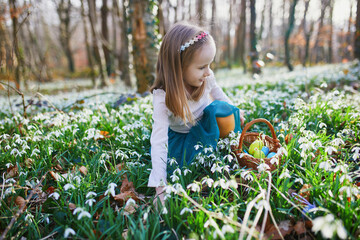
[79,166,88,176]
[15,196,26,210]
[49,171,60,181]
[285,133,294,145]
[6,165,18,178]
[69,203,76,210]
[122,201,138,215]
[299,184,312,201]
[265,220,293,240]
[46,186,56,194]
[113,191,140,205]
[24,158,34,168]
[120,177,135,193]
[294,221,307,235]
[116,163,126,173]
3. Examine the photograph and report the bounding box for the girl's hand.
[153,186,165,208]
[240,110,245,128]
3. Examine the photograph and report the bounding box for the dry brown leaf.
[69,202,76,210]
[113,191,140,205]
[24,158,34,168]
[15,196,26,210]
[79,166,88,175]
[116,163,126,173]
[122,202,139,215]
[120,177,135,193]
[285,133,294,145]
[49,171,60,181]
[294,221,307,235]
[265,220,293,240]
[6,165,18,178]
[299,184,312,201]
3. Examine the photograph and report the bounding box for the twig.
[178,191,259,239]
[0,171,48,240]
[1,80,28,119]
[35,92,64,114]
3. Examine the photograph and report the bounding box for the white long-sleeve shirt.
[148,73,233,187]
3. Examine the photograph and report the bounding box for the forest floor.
[0,62,359,239]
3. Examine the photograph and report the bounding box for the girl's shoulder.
[152,88,166,97]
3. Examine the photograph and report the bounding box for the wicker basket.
[234,118,282,171]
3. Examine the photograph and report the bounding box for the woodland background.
[1,0,360,93]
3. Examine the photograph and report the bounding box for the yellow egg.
[253,149,266,159]
[249,140,264,155]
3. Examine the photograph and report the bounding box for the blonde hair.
[150,21,214,124]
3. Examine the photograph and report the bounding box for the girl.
[148,22,244,204]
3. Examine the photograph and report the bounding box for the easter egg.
[249,140,264,155]
[267,152,276,158]
[216,114,235,138]
[261,146,270,156]
[253,149,266,159]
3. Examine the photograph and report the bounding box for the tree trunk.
[80,0,96,87]
[55,0,75,73]
[313,0,329,63]
[268,0,273,50]
[249,0,259,74]
[88,0,108,87]
[259,0,266,43]
[197,0,204,26]
[237,0,246,73]
[129,0,157,93]
[327,0,334,63]
[101,0,112,76]
[9,0,25,90]
[157,0,166,37]
[301,0,311,66]
[0,2,12,73]
[118,0,131,87]
[210,0,218,70]
[354,0,360,60]
[284,0,298,71]
[225,0,233,69]
[346,2,353,60]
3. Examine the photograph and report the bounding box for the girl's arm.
[208,72,233,104]
[148,89,169,188]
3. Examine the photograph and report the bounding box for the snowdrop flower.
[202,177,214,188]
[325,146,337,155]
[211,163,222,173]
[104,183,117,197]
[294,178,304,185]
[319,161,333,171]
[194,144,203,151]
[339,174,352,184]
[277,147,288,156]
[270,155,279,165]
[339,186,359,199]
[333,164,348,173]
[173,168,181,176]
[312,214,347,239]
[85,199,96,207]
[257,163,270,173]
[319,122,327,129]
[86,191,97,198]
[168,158,178,166]
[187,182,201,192]
[223,154,234,162]
[240,170,254,181]
[73,207,92,220]
[183,169,192,176]
[161,207,168,214]
[24,212,34,223]
[63,183,75,191]
[204,147,213,153]
[279,169,291,179]
[49,192,60,200]
[30,149,40,157]
[64,228,76,238]
[221,224,235,234]
[170,174,179,182]
[351,147,360,160]
[180,207,193,215]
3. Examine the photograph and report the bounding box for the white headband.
[180,31,209,52]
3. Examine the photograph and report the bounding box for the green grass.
[1,62,360,239]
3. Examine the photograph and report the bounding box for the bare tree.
[234,0,247,73]
[301,0,312,66]
[9,0,27,90]
[54,0,75,73]
[313,0,329,63]
[101,0,112,76]
[249,0,259,74]
[0,3,12,73]
[129,0,158,93]
[327,0,334,63]
[197,0,204,26]
[355,0,360,60]
[80,0,96,87]
[88,0,108,87]
[284,0,298,71]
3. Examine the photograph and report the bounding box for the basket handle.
[238,118,279,152]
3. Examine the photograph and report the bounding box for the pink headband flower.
[180,31,209,52]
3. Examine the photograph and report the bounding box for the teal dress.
[167,100,242,172]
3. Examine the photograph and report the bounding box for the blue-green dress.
[167,100,242,171]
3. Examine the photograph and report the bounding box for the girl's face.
[183,41,216,93]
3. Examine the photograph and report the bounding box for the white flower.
[339,174,352,184]
[319,122,327,129]
[187,182,201,192]
[161,207,168,214]
[312,214,347,239]
[73,207,92,220]
[319,161,333,171]
[325,146,337,155]
[240,170,254,181]
[64,227,76,238]
[180,207,193,215]
[339,186,359,197]
[270,156,279,165]
[169,158,178,166]
[104,183,117,197]
[49,192,60,200]
[86,191,97,198]
[351,147,360,160]
[173,168,181,176]
[294,178,304,185]
[223,154,234,162]
[279,169,291,179]
[194,144,203,150]
[257,163,270,173]
[221,224,235,234]
[202,177,214,188]
[170,174,179,182]
[183,169,192,176]
[63,183,75,191]
[85,199,96,207]
[5,163,13,168]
